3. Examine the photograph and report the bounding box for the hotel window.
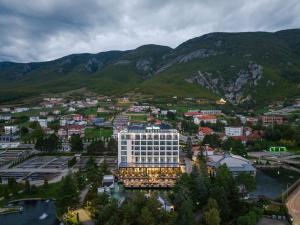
[160,157,165,163]
[154,157,159,163]
[121,141,127,145]
[147,141,153,145]
[173,157,178,163]
[121,151,127,155]
[135,152,140,155]
[135,157,139,162]
[141,146,146,150]
[141,141,146,145]
[121,135,126,140]
[134,146,140,150]
[160,135,165,139]
[121,146,127,150]
[173,146,178,150]
[154,152,159,155]
[154,141,159,145]
[154,135,159,140]
[141,135,146,140]
[173,151,178,155]
[135,134,140,139]
[147,146,153,150]
[173,141,177,145]
[167,157,172,163]
[160,146,165,150]
[147,135,153,140]
[141,151,146,155]
[160,152,165,155]
[167,151,172,155]
[148,158,152,163]
[148,152,153,155]
[134,141,140,145]
[167,135,172,140]
[160,141,165,145]
[173,135,178,140]
[167,146,172,150]
[154,146,159,150]
[141,157,146,163]
[167,141,172,145]
[121,156,127,162]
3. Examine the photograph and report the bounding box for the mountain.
[1,29,300,105]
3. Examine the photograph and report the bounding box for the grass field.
[84,127,113,139]
[128,114,148,122]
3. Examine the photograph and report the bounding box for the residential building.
[194,115,217,124]
[261,115,284,125]
[200,109,222,115]
[225,127,243,137]
[4,125,18,134]
[198,127,214,140]
[0,114,11,121]
[117,124,181,188]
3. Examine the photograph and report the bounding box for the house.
[194,115,217,124]
[200,110,222,115]
[216,98,226,105]
[47,115,55,122]
[261,115,284,125]
[38,119,48,128]
[53,110,61,115]
[93,117,105,126]
[207,152,256,177]
[97,175,115,195]
[73,114,83,121]
[0,114,11,121]
[184,111,202,117]
[225,127,243,137]
[4,125,18,134]
[40,111,49,116]
[13,107,29,113]
[198,127,214,140]
[30,116,39,122]
[67,125,85,138]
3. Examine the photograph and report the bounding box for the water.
[250,169,298,199]
[0,200,60,225]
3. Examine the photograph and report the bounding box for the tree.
[176,197,194,225]
[204,198,221,225]
[4,187,9,199]
[203,134,221,148]
[25,180,31,194]
[237,172,256,192]
[57,174,79,213]
[43,178,49,189]
[70,134,83,152]
[87,140,105,155]
[186,137,193,159]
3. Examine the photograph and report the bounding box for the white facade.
[225,126,243,137]
[117,125,179,167]
[38,119,48,128]
[4,125,18,134]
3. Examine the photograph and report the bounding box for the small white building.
[38,119,48,128]
[4,125,18,134]
[225,127,243,137]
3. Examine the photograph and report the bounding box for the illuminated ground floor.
[116,165,182,188]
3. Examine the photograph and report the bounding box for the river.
[0,200,60,225]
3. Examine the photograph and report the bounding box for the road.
[287,184,300,225]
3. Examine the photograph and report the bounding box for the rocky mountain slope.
[1,29,300,105]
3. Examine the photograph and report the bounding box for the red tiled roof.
[184,112,202,117]
[199,127,213,134]
[196,115,216,120]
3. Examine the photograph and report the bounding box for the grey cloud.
[0,0,299,62]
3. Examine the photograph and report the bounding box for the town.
[0,94,300,225]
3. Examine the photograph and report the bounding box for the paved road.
[287,185,300,225]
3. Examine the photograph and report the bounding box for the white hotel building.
[117,124,181,188]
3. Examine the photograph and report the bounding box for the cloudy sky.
[0,0,299,62]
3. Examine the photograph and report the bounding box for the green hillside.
[1,29,300,105]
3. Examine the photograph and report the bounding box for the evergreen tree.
[70,134,83,152]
